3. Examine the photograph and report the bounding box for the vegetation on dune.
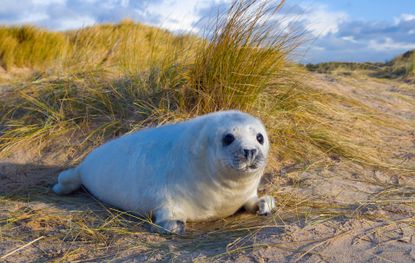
[0,0,412,171]
[0,25,68,70]
[1,1,414,261]
[306,49,415,81]
[305,62,384,73]
[64,19,200,74]
[387,49,415,78]
[0,20,198,74]
[186,0,294,113]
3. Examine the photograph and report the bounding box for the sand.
[1,72,414,262]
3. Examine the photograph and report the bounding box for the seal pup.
[53,110,275,234]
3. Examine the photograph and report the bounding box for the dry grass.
[0,20,199,76]
[185,0,297,113]
[1,0,415,261]
[0,0,405,169]
[2,164,413,261]
[0,25,69,70]
[306,49,415,81]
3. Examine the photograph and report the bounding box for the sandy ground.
[1,72,414,262]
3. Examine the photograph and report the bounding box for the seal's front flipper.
[152,208,186,234]
[243,195,276,216]
[153,220,185,235]
[257,195,276,216]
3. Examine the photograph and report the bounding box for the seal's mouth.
[244,162,262,172]
[229,157,264,173]
[221,150,266,173]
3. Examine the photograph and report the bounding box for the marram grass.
[0,0,412,171]
[1,2,414,261]
[0,20,198,75]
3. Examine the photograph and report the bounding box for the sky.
[0,0,414,63]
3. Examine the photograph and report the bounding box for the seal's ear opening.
[189,122,211,156]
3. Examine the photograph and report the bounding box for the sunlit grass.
[0,0,404,169]
[0,20,198,76]
[0,25,69,70]
[0,0,414,261]
[306,50,415,81]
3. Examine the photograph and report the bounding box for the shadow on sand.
[0,161,289,261]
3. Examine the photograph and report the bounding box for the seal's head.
[210,111,269,174]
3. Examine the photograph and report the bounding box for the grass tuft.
[1,1,414,261]
[0,25,69,70]
[185,0,293,113]
[0,1,411,171]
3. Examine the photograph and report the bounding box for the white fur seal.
[53,110,275,234]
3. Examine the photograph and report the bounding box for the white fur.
[53,110,274,233]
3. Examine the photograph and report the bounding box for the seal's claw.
[155,220,186,235]
[257,196,276,216]
[258,211,271,216]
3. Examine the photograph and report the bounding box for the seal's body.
[54,111,275,233]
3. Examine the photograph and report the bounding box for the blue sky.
[310,0,414,21]
[0,0,414,63]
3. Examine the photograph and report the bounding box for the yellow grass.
[0,20,199,75]
[1,0,406,170]
[0,1,414,260]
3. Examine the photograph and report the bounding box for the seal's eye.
[222,134,235,146]
[256,133,264,145]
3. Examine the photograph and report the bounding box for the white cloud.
[368,37,415,51]
[32,0,66,5]
[120,0,129,8]
[19,12,49,24]
[302,5,348,37]
[0,0,413,63]
[342,36,357,43]
[146,0,215,33]
[246,3,348,38]
[0,16,44,27]
[57,16,97,30]
[302,8,415,63]
[395,13,415,23]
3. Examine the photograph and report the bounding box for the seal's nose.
[243,148,257,160]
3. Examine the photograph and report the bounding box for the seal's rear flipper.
[53,168,81,195]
